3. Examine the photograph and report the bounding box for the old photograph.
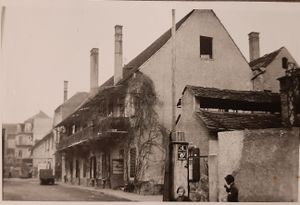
[1,0,300,202]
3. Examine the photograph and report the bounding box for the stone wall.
[218,128,299,202]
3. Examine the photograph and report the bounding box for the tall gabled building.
[55,9,253,195]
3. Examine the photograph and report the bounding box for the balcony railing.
[57,117,129,151]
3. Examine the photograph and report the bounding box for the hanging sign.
[177,144,187,160]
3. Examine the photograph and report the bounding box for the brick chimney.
[90,48,99,93]
[248,32,260,62]
[278,68,300,127]
[63,81,68,102]
[114,25,123,85]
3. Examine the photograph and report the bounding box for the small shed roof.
[184,85,280,104]
[196,110,282,132]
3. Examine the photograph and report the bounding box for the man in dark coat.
[224,175,239,202]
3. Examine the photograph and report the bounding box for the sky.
[1,0,300,123]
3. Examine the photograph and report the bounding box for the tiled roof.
[184,85,280,104]
[249,47,283,70]
[54,10,196,128]
[196,110,282,131]
[55,92,89,112]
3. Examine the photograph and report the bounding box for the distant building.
[2,123,18,177]
[55,9,253,195]
[248,32,298,92]
[31,84,88,179]
[31,131,55,178]
[2,110,52,178]
[24,110,52,144]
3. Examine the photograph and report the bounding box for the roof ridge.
[249,47,283,68]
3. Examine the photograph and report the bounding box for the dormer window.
[200,36,213,59]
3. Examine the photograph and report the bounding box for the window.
[200,36,213,59]
[282,57,288,69]
[19,136,23,145]
[18,150,22,158]
[129,148,137,178]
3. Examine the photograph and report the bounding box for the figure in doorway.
[224,174,239,202]
[176,186,190,201]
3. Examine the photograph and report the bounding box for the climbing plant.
[125,71,167,184]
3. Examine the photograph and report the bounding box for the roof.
[119,9,195,84]
[24,110,51,123]
[55,92,89,112]
[55,10,196,128]
[184,85,280,104]
[196,110,282,132]
[32,130,53,149]
[249,47,283,70]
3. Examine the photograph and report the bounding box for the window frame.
[200,35,213,60]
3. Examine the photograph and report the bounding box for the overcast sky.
[1,0,300,123]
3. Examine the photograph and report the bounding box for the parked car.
[39,169,55,185]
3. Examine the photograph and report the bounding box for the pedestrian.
[9,166,13,178]
[224,174,239,202]
[176,186,190,201]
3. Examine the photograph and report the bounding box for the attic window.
[282,57,288,69]
[200,36,213,59]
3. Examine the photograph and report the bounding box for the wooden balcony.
[57,117,129,151]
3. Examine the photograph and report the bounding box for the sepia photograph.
[1,0,300,202]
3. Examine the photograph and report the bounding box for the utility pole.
[163,9,176,201]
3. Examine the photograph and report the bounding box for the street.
[3,178,130,201]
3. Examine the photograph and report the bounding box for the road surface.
[3,178,130,201]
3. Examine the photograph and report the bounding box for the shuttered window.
[129,148,137,178]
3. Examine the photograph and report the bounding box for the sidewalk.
[57,182,163,202]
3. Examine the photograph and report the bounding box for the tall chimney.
[114,25,123,85]
[248,32,260,62]
[90,48,99,93]
[63,81,68,102]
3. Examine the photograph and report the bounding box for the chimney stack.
[63,81,68,102]
[90,48,99,93]
[278,68,300,127]
[114,25,123,85]
[248,32,260,62]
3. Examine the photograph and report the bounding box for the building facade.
[2,123,18,177]
[31,84,88,179]
[248,32,299,93]
[176,68,300,201]
[55,9,254,195]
